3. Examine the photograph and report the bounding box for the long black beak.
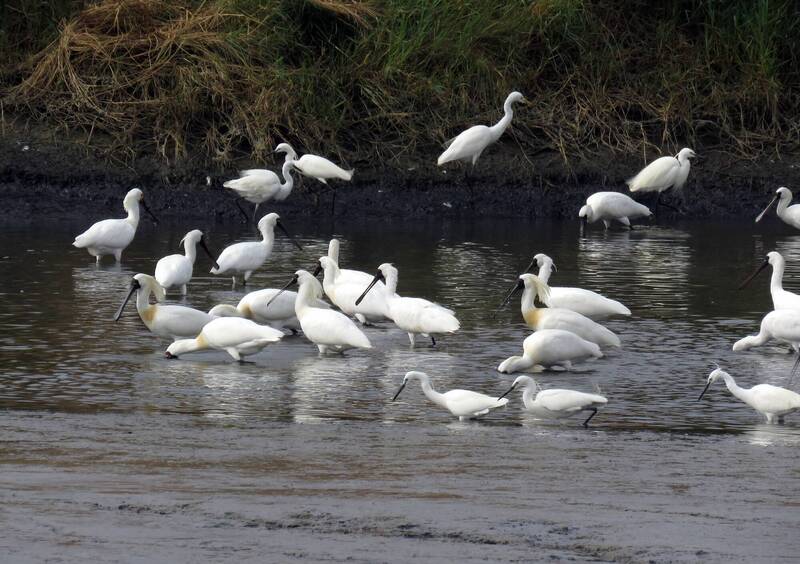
[392,381,407,401]
[738,259,769,289]
[756,194,779,223]
[698,382,712,401]
[266,274,298,308]
[141,199,158,224]
[522,257,537,274]
[356,271,384,306]
[311,262,322,277]
[497,278,524,311]
[199,236,220,270]
[497,382,517,401]
[276,220,303,250]
[114,279,140,321]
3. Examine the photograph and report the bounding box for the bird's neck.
[328,240,340,263]
[419,378,447,408]
[777,194,792,216]
[770,260,785,293]
[259,226,275,245]
[489,102,514,141]
[170,337,204,356]
[279,160,294,199]
[537,263,553,285]
[521,384,537,409]
[294,281,317,315]
[184,239,197,264]
[382,269,399,295]
[322,262,340,288]
[720,373,749,403]
[125,203,140,226]
[520,285,538,313]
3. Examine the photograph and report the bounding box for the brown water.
[2,217,800,562]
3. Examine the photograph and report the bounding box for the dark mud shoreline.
[1,132,798,223]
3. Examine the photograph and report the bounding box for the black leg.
[788,353,800,386]
[430,335,436,347]
[582,407,598,428]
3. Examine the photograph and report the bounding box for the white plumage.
[739,251,800,310]
[498,375,608,427]
[392,371,508,421]
[627,147,696,194]
[755,187,800,230]
[578,191,652,229]
[318,256,391,324]
[154,229,217,294]
[326,238,381,287]
[699,368,800,424]
[275,142,353,184]
[165,317,284,361]
[223,157,295,218]
[498,329,602,374]
[208,287,329,332]
[733,309,800,353]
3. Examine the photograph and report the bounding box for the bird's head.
[698,366,726,400]
[506,91,525,105]
[677,148,697,161]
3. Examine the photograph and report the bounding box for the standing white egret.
[437,91,525,167]
[154,229,219,294]
[317,256,391,324]
[739,251,800,310]
[72,188,158,263]
[755,187,800,230]
[392,371,508,421]
[498,375,608,427]
[275,142,353,215]
[114,274,212,340]
[269,270,371,354]
[498,274,620,347]
[698,367,800,424]
[498,329,602,374]
[627,148,696,210]
[211,212,302,285]
[356,263,460,346]
[578,192,652,230]
[223,157,295,221]
[165,317,284,362]
[207,287,329,332]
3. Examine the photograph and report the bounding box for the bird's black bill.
[755,195,779,223]
[141,200,158,224]
[521,257,537,274]
[356,271,384,306]
[277,220,303,250]
[497,278,524,311]
[497,382,517,401]
[312,262,322,277]
[266,275,298,308]
[697,382,711,401]
[114,279,140,321]
[392,382,407,401]
[738,259,769,289]
[199,237,220,270]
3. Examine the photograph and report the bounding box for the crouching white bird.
[626,147,696,209]
[739,251,800,310]
[392,371,508,421]
[356,263,459,346]
[732,309,800,383]
[270,269,371,354]
[498,329,602,374]
[437,91,525,167]
[276,142,354,185]
[698,366,800,424]
[579,191,652,230]
[73,188,158,263]
[165,317,284,362]
[211,212,302,285]
[114,273,212,340]
[223,157,295,221]
[498,375,608,427]
[208,287,329,332]
[155,229,219,294]
[755,187,800,230]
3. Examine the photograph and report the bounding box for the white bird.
[317,256,391,324]
[756,187,800,230]
[210,212,302,285]
[499,273,620,347]
[498,375,608,427]
[276,142,354,185]
[356,263,460,346]
[223,156,295,220]
[392,371,508,421]
[699,367,800,424]
[739,251,800,310]
[733,309,800,354]
[154,229,218,294]
[437,91,525,167]
[270,269,371,354]
[498,329,602,374]
[578,191,652,230]
[325,238,380,287]
[627,147,696,209]
[72,188,157,263]
[114,273,212,340]
[165,317,284,362]
[207,287,329,332]
[521,253,631,319]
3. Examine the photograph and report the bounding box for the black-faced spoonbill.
[392,371,508,421]
[497,329,602,374]
[626,147,696,210]
[207,287,329,332]
[223,157,295,221]
[732,309,800,383]
[578,192,652,230]
[497,375,608,427]
[739,251,800,310]
[72,187,157,263]
[698,367,800,424]
[317,256,391,325]
[325,238,386,288]
[154,229,218,294]
[165,317,284,362]
[755,187,800,230]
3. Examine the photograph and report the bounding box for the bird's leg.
[464,166,475,210]
[430,335,436,347]
[779,416,785,424]
[788,353,800,386]
[114,250,122,262]
[582,408,598,428]
[96,255,101,265]
[234,199,249,223]
[181,284,187,295]
[407,332,416,347]
[253,203,260,222]
[231,276,237,288]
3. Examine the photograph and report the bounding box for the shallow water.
[2,217,800,562]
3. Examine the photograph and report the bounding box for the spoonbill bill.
[356,263,459,346]
[154,229,218,294]
[578,192,652,230]
[317,256,391,324]
[739,251,800,310]
[498,329,602,374]
[756,187,800,230]
[223,157,295,221]
[165,317,284,362]
[392,371,508,421]
[73,188,157,263]
[211,212,302,286]
[498,375,608,427]
[207,287,329,332]
[627,148,696,210]
[698,367,800,424]
[437,91,525,167]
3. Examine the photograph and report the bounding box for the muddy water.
[1,217,800,562]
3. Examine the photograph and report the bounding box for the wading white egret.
[114,274,212,340]
[578,191,652,230]
[275,142,353,215]
[317,256,391,324]
[208,287,329,332]
[698,367,800,424]
[154,229,218,294]
[756,187,800,230]
[72,188,157,263]
[356,263,460,346]
[223,157,295,221]
[165,317,284,362]
[392,371,508,421]
[211,212,302,285]
[499,273,620,347]
[497,375,608,427]
[498,329,602,374]
[437,91,524,167]
[627,148,696,210]
[739,251,800,310]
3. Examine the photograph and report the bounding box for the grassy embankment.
[0,0,798,171]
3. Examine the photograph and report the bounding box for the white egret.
[578,191,652,230]
[498,375,608,427]
[698,367,800,424]
[154,229,218,294]
[114,274,212,340]
[627,148,696,210]
[270,270,371,354]
[72,188,157,263]
[499,273,620,347]
[437,91,525,167]
[498,329,602,374]
[392,371,508,421]
[739,251,800,310]
[317,256,391,324]
[275,142,353,215]
[211,212,302,285]
[755,187,800,230]
[223,157,295,221]
[356,263,460,346]
[207,287,329,332]
[165,317,284,362]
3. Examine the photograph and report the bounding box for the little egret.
[154,229,219,294]
[165,317,284,362]
[274,142,353,216]
[739,251,800,310]
[498,329,602,374]
[392,371,508,421]
[627,148,696,210]
[223,157,295,221]
[498,375,608,427]
[698,367,800,424]
[578,192,652,230]
[756,187,800,230]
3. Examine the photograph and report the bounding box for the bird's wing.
[155,254,190,287]
[157,305,212,337]
[204,317,283,346]
[443,389,508,415]
[549,287,630,317]
[751,385,800,412]
[223,170,280,200]
[213,242,264,273]
[295,155,353,181]
[393,297,459,333]
[73,219,133,248]
[626,156,678,192]
[437,125,491,165]
[537,389,607,412]
[301,309,370,348]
